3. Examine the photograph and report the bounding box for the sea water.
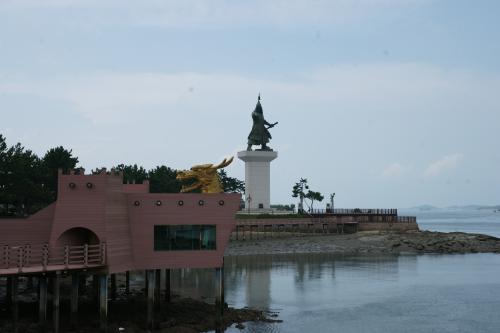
[195,209,500,332]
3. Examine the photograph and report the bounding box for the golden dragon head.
[176,157,234,193]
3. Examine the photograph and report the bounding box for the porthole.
[68,182,76,189]
[156,200,162,206]
[134,200,140,206]
[178,200,184,206]
[198,200,204,206]
[218,200,225,206]
[86,182,93,189]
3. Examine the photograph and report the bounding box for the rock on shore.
[226,230,500,256]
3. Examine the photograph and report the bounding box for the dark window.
[154,225,216,251]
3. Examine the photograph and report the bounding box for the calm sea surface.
[176,209,500,333]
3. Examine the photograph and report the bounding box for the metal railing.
[309,208,398,215]
[1,243,106,272]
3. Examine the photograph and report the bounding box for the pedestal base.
[237,150,278,210]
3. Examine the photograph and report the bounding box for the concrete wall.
[358,222,419,232]
[236,216,419,232]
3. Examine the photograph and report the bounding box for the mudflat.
[226,230,500,256]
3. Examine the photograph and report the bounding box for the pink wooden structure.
[0,169,240,276]
[0,169,240,332]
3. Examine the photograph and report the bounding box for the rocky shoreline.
[226,230,500,256]
[0,294,280,333]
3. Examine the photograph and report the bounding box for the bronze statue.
[176,157,234,193]
[246,94,278,151]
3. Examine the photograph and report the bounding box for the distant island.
[405,204,500,211]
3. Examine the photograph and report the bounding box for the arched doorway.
[56,227,100,247]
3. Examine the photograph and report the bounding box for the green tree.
[1,139,47,216]
[42,146,79,201]
[149,165,182,193]
[305,190,324,211]
[292,178,309,213]
[0,134,9,214]
[218,170,245,193]
[292,178,324,213]
[114,164,148,184]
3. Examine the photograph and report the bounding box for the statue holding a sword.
[246,94,278,151]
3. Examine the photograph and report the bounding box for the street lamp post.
[246,195,252,214]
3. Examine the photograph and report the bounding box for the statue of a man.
[246,95,278,151]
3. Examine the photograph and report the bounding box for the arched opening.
[56,227,100,247]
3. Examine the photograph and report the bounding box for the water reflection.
[172,253,500,333]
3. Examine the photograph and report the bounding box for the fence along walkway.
[0,243,106,276]
[310,208,398,215]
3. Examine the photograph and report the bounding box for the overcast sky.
[1,0,499,208]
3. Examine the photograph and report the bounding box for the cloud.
[382,163,405,178]
[1,62,498,125]
[424,154,463,177]
[0,0,434,29]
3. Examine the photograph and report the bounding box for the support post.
[144,270,148,299]
[70,273,79,329]
[146,269,156,330]
[53,272,61,333]
[165,269,171,303]
[99,274,108,333]
[93,274,99,305]
[155,269,161,309]
[125,271,130,295]
[110,274,117,301]
[215,264,224,325]
[6,276,12,308]
[11,276,19,333]
[39,275,48,332]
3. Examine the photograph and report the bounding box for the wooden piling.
[53,272,61,333]
[99,274,108,333]
[39,275,48,332]
[6,276,12,307]
[146,269,156,330]
[110,274,117,301]
[70,273,79,329]
[155,269,161,307]
[93,274,99,305]
[165,269,171,303]
[215,265,224,324]
[11,276,19,333]
[125,271,130,295]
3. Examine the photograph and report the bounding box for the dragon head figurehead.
[176,156,234,193]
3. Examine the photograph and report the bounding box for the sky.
[0,0,499,208]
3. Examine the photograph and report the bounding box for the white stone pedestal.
[237,150,278,210]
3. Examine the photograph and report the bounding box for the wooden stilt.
[110,274,117,301]
[125,271,130,295]
[39,275,48,332]
[93,274,99,305]
[144,270,148,299]
[99,274,108,333]
[6,276,12,308]
[11,276,19,333]
[155,269,161,308]
[70,273,79,329]
[215,263,224,325]
[165,269,171,303]
[146,269,156,330]
[53,272,61,333]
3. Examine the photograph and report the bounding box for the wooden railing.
[1,243,106,272]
